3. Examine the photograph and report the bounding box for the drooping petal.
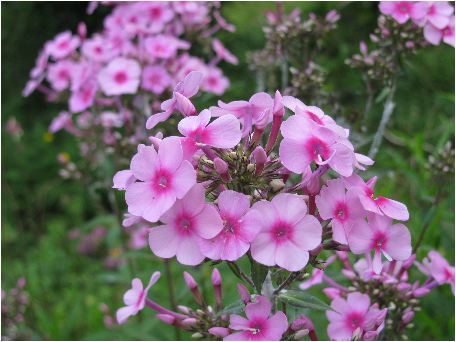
[204,114,242,148]
[377,197,409,221]
[146,109,173,130]
[113,170,136,190]
[116,306,136,324]
[130,146,158,181]
[348,220,373,254]
[384,224,411,261]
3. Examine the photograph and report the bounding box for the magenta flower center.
[371,231,388,251]
[114,71,128,84]
[397,2,410,13]
[177,215,193,232]
[305,136,331,162]
[94,46,103,54]
[152,170,172,192]
[272,222,292,241]
[223,216,239,235]
[334,202,349,222]
[149,7,163,19]
[443,27,453,37]
[58,69,70,80]
[345,312,364,331]
[248,318,266,336]
[58,40,69,50]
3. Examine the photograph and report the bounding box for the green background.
[2,2,454,340]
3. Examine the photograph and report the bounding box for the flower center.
[177,216,193,232]
[272,222,292,241]
[58,40,69,50]
[372,232,387,251]
[334,202,349,222]
[346,312,364,330]
[150,7,162,19]
[114,71,128,84]
[158,175,168,188]
[305,136,330,162]
[58,69,70,80]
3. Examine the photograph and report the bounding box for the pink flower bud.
[413,287,430,297]
[156,314,175,325]
[182,318,198,327]
[209,327,230,338]
[211,268,222,286]
[236,283,250,304]
[325,9,340,23]
[214,157,228,174]
[16,278,26,289]
[323,287,341,300]
[273,90,284,117]
[363,330,378,340]
[291,314,314,331]
[402,310,415,325]
[78,22,87,40]
[401,254,416,269]
[360,41,368,55]
[183,272,198,290]
[177,305,190,314]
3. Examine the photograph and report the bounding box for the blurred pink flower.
[98,57,141,95]
[45,31,80,59]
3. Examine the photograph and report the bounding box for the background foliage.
[2,2,454,340]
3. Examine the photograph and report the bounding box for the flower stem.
[163,259,181,340]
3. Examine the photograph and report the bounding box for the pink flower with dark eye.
[45,31,80,59]
[46,60,75,91]
[116,272,160,324]
[316,179,365,244]
[424,15,455,47]
[69,79,98,113]
[178,109,241,157]
[225,296,288,341]
[279,114,356,177]
[411,1,454,28]
[348,214,411,274]
[212,39,238,65]
[139,2,174,32]
[199,190,262,261]
[141,65,171,94]
[98,57,141,96]
[202,67,229,95]
[144,35,190,59]
[149,184,223,266]
[125,138,196,223]
[250,193,322,272]
[81,35,118,62]
[146,71,202,129]
[379,1,415,24]
[210,92,273,136]
[326,292,387,340]
[343,173,409,221]
[417,251,455,294]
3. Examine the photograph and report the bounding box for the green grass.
[2,1,454,340]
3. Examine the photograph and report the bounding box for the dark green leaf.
[251,261,268,294]
[277,290,332,312]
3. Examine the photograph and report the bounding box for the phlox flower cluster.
[110,69,451,340]
[300,250,454,340]
[1,278,29,341]
[24,1,236,182]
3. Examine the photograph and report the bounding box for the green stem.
[164,259,181,340]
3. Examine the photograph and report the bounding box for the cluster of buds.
[247,5,339,105]
[426,140,455,184]
[1,278,29,341]
[56,152,82,180]
[24,1,237,184]
[301,250,454,340]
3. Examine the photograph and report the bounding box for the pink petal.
[373,249,383,274]
[379,1,395,15]
[113,170,135,190]
[145,109,173,130]
[130,146,158,181]
[348,220,373,254]
[149,224,180,258]
[192,204,223,239]
[224,331,250,341]
[125,182,156,218]
[158,137,183,172]
[144,191,176,222]
[239,209,262,242]
[327,321,353,340]
[174,92,196,116]
[229,314,251,330]
[346,292,370,313]
[146,271,161,290]
[275,241,309,271]
[424,23,442,45]
[332,220,348,244]
[271,193,307,225]
[116,306,135,324]
[279,138,311,174]
[179,183,205,216]
[265,312,288,340]
[176,235,205,265]
[384,224,411,261]
[328,143,355,177]
[292,215,322,251]
[245,296,272,320]
[218,190,250,218]
[178,115,203,137]
[251,232,276,266]
[175,71,202,98]
[280,114,311,140]
[251,200,278,231]
[377,197,409,221]
[172,161,197,199]
[429,14,450,29]
[204,114,242,148]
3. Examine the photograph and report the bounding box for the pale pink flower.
[69,79,98,113]
[100,111,124,128]
[45,31,80,59]
[116,272,160,324]
[212,39,238,65]
[49,111,73,133]
[144,35,190,59]
[279,114,355,177]
[141,65,171,94]
[343,173,409,221]
[125,138,196,222]
[81,35,117,62]
[146,71,203,129]
[379,1,416,24]
[326,292,387,340]
[149,184,223,265]
[202,67,229,95]
[348,214,412,274]
[225,296,288,341]
[30,51,49,79]
[129,226,151,250]
[250,193,322,272]
[424,15,455,47]
[316,179,365,244]
[141,2,174,32]
[417,250,455,294]
[199,190,261,261]
[411,1,454,28]
[178,109,241,158]
[210,92,273,136]
[98,57,141,96]
[47,60,75,91]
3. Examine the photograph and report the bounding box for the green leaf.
[251,261,268,293]
[217,299,245,318]
[277,290,332,312]
[375,87,390,103]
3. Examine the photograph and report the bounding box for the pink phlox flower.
[411,1,454,29]
[46,60,76,91]
[225,296,288,341]
[210,92,274,136]
[98,57,141,96]
[30,50,49,79]
[145,71,203,129]
[326,292,387,340]
[417,250,455,294]
[45,31,80,59]
[202,67,229,95]
[141,65,172,94]
[354,153,375,171]
[348,214,412,274]
[343,173,409,221]
[144,35,190,59]
[116,272,160,324]
[81,34,118,62]
[316,178,365,244]
[49,111,74,133]
[198,190,262,261]
[250,193,322,272]
[148,183,223,265]
[125,137,196,222]
[424,15,455,47]
[379,1,416,24]
[69,78,98,113]
[279,114,356,177]
[139,2,174,33]
[212,39,238,65]
[129,226,151,250]
[100,111,124,128]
